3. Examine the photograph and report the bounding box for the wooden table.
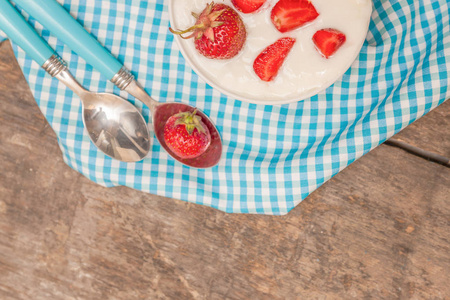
[1,40,449,299]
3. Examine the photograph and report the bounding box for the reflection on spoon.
[54,67,151,162]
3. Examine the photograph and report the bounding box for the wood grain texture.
[390,100,450,158]
[0,40,449,300]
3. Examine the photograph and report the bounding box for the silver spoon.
[124,80,222,168]
[15,0,223,168]
[0,0,150,162]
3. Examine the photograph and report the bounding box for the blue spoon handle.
[13,0,123,80]
[0,0,54,66]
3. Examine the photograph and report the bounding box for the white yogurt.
[169,0,372,104]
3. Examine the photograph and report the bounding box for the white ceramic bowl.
[168,0,372,105]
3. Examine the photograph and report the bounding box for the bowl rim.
[167,0,372,106]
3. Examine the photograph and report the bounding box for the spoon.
[14,0,223,168]
[0,0,151,162]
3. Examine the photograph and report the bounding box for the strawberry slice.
[271,0,319,33]
[312,28,346,58]
[253,37,296,82]
[231,0,266,13]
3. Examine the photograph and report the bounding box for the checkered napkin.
[1,0,448,214]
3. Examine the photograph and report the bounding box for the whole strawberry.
[170,2,247,59]
[163,110,211,159]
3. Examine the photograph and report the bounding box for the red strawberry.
[312,28,346,58]
[271,0,319,33]
[231,0,267,13]
[169,2,246,59]
[253,37,296,82]
[164,110,211,159]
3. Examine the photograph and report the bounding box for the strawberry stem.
[173,110,206,135]
[169,24,205,39]
[168,2,226,42]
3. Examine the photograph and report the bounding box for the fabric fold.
[2,0,449,214]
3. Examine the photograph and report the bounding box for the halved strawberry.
[231,0,266,13]
[312,28,346,58]
[271,0,319,33]
[253,37,296,82]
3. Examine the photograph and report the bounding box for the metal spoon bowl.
[82,93,150,162]
[153,103,222,168]
[51,57,151,162]
[124,80,222,168]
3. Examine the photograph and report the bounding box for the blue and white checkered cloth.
[1,0,449,214]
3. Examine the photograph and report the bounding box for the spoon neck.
[55,70,88,97]
[122,78,158,113]
[43,55,87,97]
